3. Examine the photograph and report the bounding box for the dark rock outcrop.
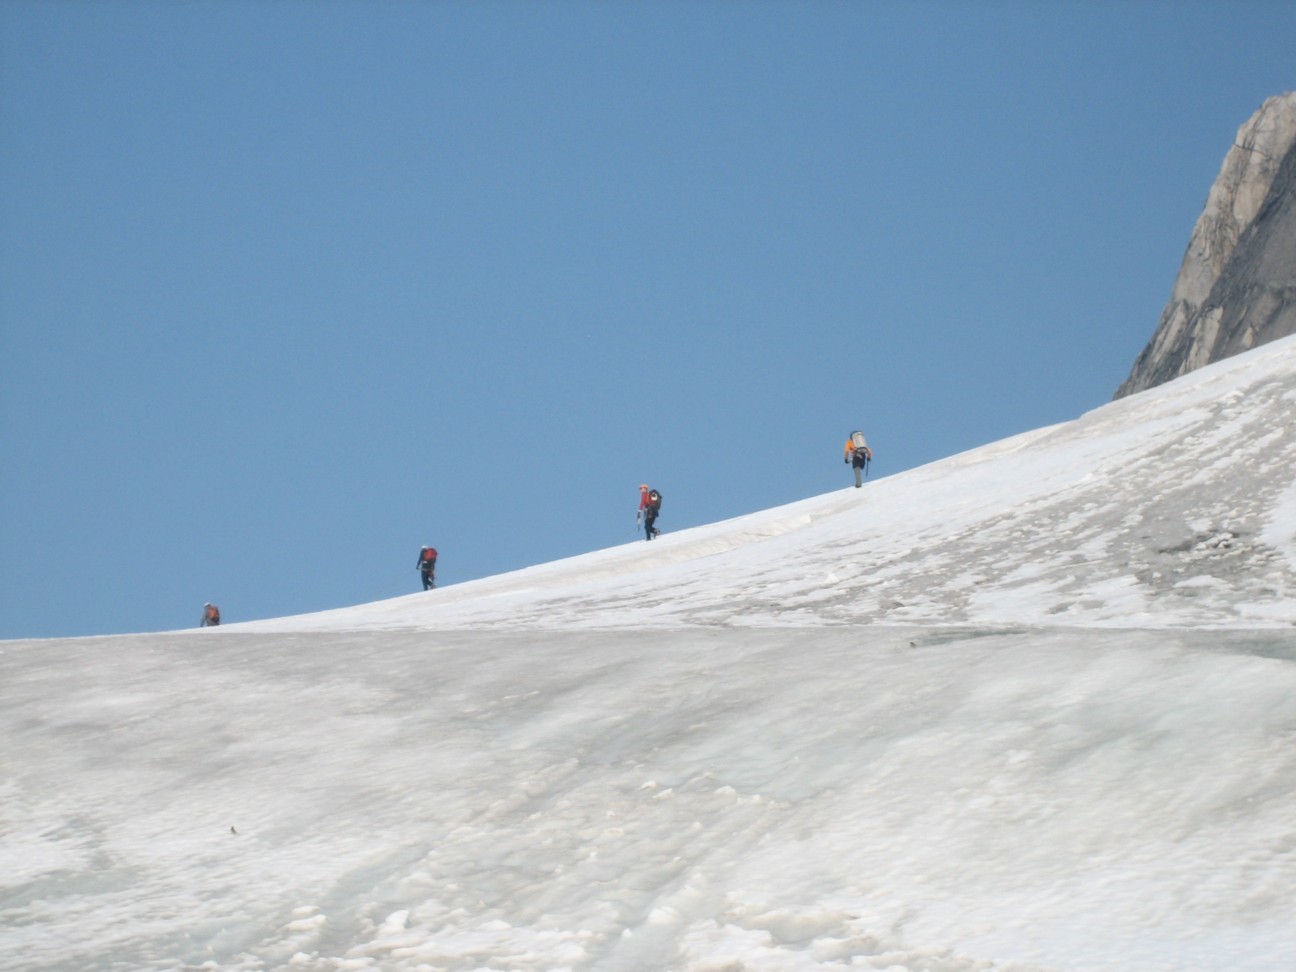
[1116,93,1296,398]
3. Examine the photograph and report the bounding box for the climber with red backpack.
[637,484,663,540]
[200,603,221,627]
[844,431,873,488]
[416,545,438,590]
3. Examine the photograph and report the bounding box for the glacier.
[2,337,1295,971]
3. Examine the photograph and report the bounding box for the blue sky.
[2,1,1292,639]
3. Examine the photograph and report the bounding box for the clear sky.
[2,0,1292,639]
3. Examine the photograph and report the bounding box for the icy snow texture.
[2,337,1296,972]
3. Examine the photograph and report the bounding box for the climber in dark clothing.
[637,484,662,540]
[417,546,437,590]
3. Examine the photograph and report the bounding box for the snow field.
[237,337,1296,635]
[2,626,1295,971]
[4,336,1296,970]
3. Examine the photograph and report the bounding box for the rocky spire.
[1116,92,1296,398]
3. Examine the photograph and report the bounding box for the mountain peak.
[1116,92,1296,398]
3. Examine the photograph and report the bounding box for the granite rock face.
[1116,92,1296,398]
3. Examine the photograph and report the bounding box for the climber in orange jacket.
[844,431,872,488]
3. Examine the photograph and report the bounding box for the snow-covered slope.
[3,337,1295,972]
[249,334,1296,633]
